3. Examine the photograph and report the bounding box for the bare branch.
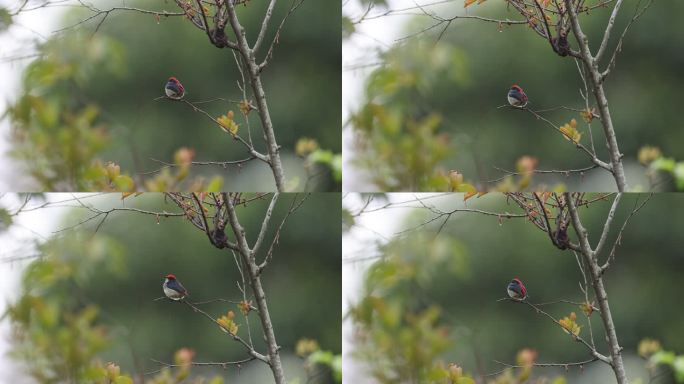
[489,164,599,184]
[500,298,610,363]
[226,1,287,191]
[593,193,622,257]
[595,0,625,62]
[181,300,269,362]
[146,356,256,375]
[564,0,627,191]
[487,357,599,377]
[253,0,279,54]
[258,193,310,272]
[600,193,652,272]
[252,192,280,259]
[566,192,629,384]
[158,98,269,163]
[600,0,654,80]
[224,195,286,384]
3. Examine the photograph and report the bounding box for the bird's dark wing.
[176,281,189,296]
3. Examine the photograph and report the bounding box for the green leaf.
[342,16,355,38]
[114,376,133,384]
[113,175,135,191]
[342,209,355,231]
[456,377,476,384]
[455,183,477,193]
[0,8,12,32]
[331,354,342,382]
[206,176,224,192]
[0,208,12,230]
[651,350,676,365]
[331,154,342,181]
[674,162,684,190]
[208,377,225,384]
[673,356,684,382]
[650,157,676,173]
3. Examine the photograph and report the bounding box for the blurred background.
[343,193,684,383]
[343,0,684,192]
[0,193,341,383]
[0,0,341,191]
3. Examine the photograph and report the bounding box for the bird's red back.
[513,277,526,296]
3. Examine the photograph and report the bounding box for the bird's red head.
[165,274,176,280]
[511,84,523,92]
[512,277,522,284]
[168,77,179,83]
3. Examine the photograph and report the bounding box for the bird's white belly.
[507,287,521,299]
[164,285,183,300]
[509,95,527,107]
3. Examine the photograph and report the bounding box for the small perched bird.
[507,277,527,301]
[165,77,185,100]
[507,84,528,108]
[163,274,189,300]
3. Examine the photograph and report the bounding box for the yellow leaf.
[638,146,661,165]
[580,107,596,123]
[464,0,477,7]
[121,192,143,200]
[217,111,239,135]
[295,137,319,157]
[559,118,582,143]
[559,312,581,336]
[217,311,239,334]
[463,191,477,201]
[296,338,320,357]
[239,99,254,115]
[238,300,252,316]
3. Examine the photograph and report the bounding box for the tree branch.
[565,192,628,384]
[225,1,287,191]
[252,192,280,258]
[224,195,286,384]
[564,0,627,191]
[182,300,269,362]
[500,298,610,364]
[595,0,625,62]
[593,193,621,257]
[254,0,279,53]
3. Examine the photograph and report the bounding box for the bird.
[165,77,185,100]
[507,84,528,108]
[163,274,189,300]
[507,277,527,301]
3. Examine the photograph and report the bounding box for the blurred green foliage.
[349,43,468,191]
[4,0,341,191]
[348,232,567,383]
[639,339,684,383]
[346,1,684,191]
[0,7,12,31]
[348,233,474,383]
[6,233,124,382]
[638,146,684,191]
[5,193,341,383]
[296,338,342,384]
[345,193,684,382]
[6,34,123,191]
